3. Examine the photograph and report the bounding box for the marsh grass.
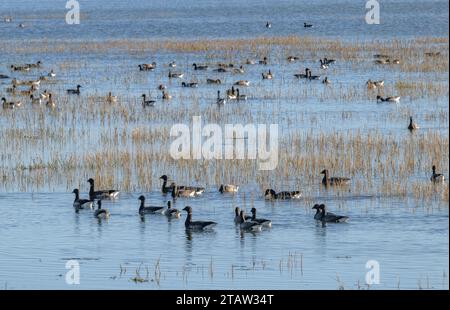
[0,36,448,203]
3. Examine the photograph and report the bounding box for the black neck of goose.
[235,208,239,216]
[185,212,192,225]
[73,191,79,201]
[432,167,436,174]
[140,200,145,210]
[89,183,94,196]
[162,179,167,192]
[322,171,328,184]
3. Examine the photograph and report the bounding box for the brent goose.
[216,90,226,105]
[192,63,208,70]
[316,204,348,223]
[249,207,272,227]
[376,95,400,103]
[164,201,181,218]
[262,70,273,79]
[142,94,155,107]
[304,22,313,28]
[264,189,302,200]
[239,211,262,232]
[94,200,110,219]
[430,165,445,183]
[67,85,81,95]
[183,206,217,230]
[408,116,419,131]
[138,195,165,215]
[87,178,119,200]
[72,188,94,211]
[320,169,351,186]
[219,184,239,193]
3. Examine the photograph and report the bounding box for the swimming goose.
[266,21,272,28]
[138,195,165,215]
[317,204,348,223]
[264,189,302,200]
[287,56,299,62]
[160,175,205,196]
[4,17,12,23]
[0,74,9,79]
[168,70,184,79]
[374,59,389,65]
[234,80,250,86]
[72,188,93,211]
[26,61,42,68]
[408,116,419,131]
[18,23,26,28]
[181,82,198,88]
[430,165,445,183]
[47,70,56,78]
[233,66,245,74]
[294,68,310,79]
[236,89,247,101]
[138,62,156,71]
[162,90,172,100]
[312,204,322,220]
[169,61,176,68]
[319,59,329,69]
[183,206,217,230]
[30,94,41,105]
[259,57,268,65]
[390,59,400,64]
[376,95,400,103]
[320,169,351,186]
[172,183,204,198]
[67,85,81,95]
[164,201,181,218]
[239,211,262,232]
[234,207,243,224]
[141,94,155,107]
[246,59,256,65]
[216,90,226,105]
[304,22,313,28]
[159,175,174,193]
[10,65,30,72]
[46,93,56,108]
[262,70,273,79]
[87,178,119,200]
[94,200,110,219]
[249,207,272,227]
[2,97,21,109]
[192,63,208,70]
[219,184,239,193]
[322,77,331,85]
[107,92,117,103]
[207,78,221,84]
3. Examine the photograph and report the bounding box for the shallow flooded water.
[0,0,448,289]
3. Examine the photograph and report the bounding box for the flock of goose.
[72,164,445,232]
[0,49,431,132]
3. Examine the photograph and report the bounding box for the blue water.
[0,0,448,40]
[0,0,448,290]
